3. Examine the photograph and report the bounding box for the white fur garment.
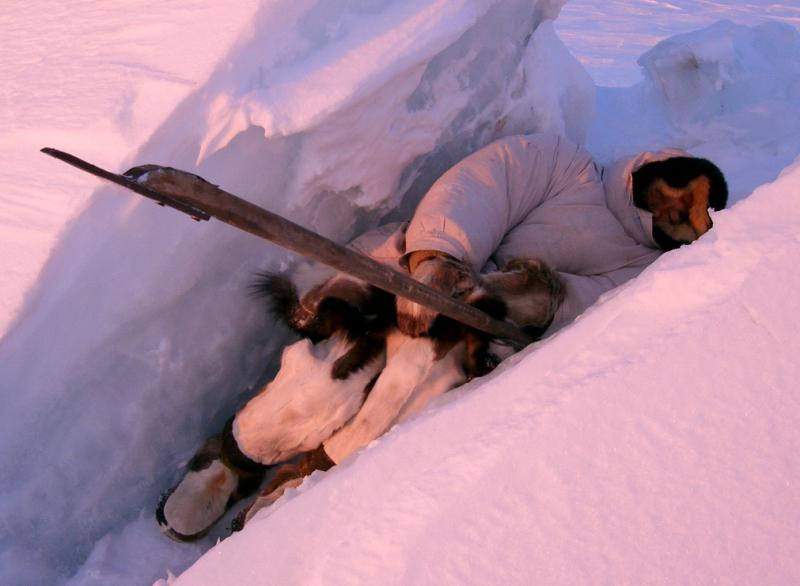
[233,334,385,465]
[324,331,467,464]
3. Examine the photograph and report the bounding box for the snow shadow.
[0,0,590,583]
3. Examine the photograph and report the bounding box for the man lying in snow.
[156,133,728,541]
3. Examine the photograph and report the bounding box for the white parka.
[354,133,689,331]
[322,135,692,464]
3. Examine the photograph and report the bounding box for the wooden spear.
[41,147,533,347]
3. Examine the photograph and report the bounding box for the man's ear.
[686,175,712,237]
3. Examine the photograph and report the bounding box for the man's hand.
[396,251,477,336]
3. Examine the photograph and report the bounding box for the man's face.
[642,175,714,250]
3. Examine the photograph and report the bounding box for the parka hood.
[602,147,691,249]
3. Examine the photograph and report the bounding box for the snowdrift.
[589,20,800,201]
[0,1,591,583]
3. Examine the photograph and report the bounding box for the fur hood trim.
[602,147,690,249]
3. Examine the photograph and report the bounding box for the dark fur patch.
[522,324,547,341]
[251,272,395,342]
[220,417,269,478]
[308,297,368,342]
[252,271,396,376]
[633,156,728,212]
[186,435,223,472]
[361,372,380,399]
[652,223,685,251]
[427,290,509,378]
[331,332,388,380]
[231,446,335,533]
[469,294,508,321]
[250,273,298,318]
[462,292,510,376]
[157,431,266,542]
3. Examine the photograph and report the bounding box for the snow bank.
[0,1,590,583]
[588,20,800,201]
[174,153,800,586]
[0,0,261,334]
[556,0,800,87]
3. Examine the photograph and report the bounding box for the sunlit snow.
[1,1,799,584]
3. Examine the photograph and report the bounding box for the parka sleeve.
[404,135,555,270]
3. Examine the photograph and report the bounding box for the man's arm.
[404,135,556,269]
[398,136,563,335]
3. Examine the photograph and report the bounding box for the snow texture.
[1,1,799,584]
[1,0,587,583]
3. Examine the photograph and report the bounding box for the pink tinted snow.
[1,1,799,584]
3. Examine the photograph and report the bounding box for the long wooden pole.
[41,148,533,346]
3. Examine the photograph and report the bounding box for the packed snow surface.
[1,1,799,585]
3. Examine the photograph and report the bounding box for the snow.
[1,1,799,585]
[587,19,800,202]
[0,0,262,336]
[556,0,800,86]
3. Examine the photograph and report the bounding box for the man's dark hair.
[633,156,729,211]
